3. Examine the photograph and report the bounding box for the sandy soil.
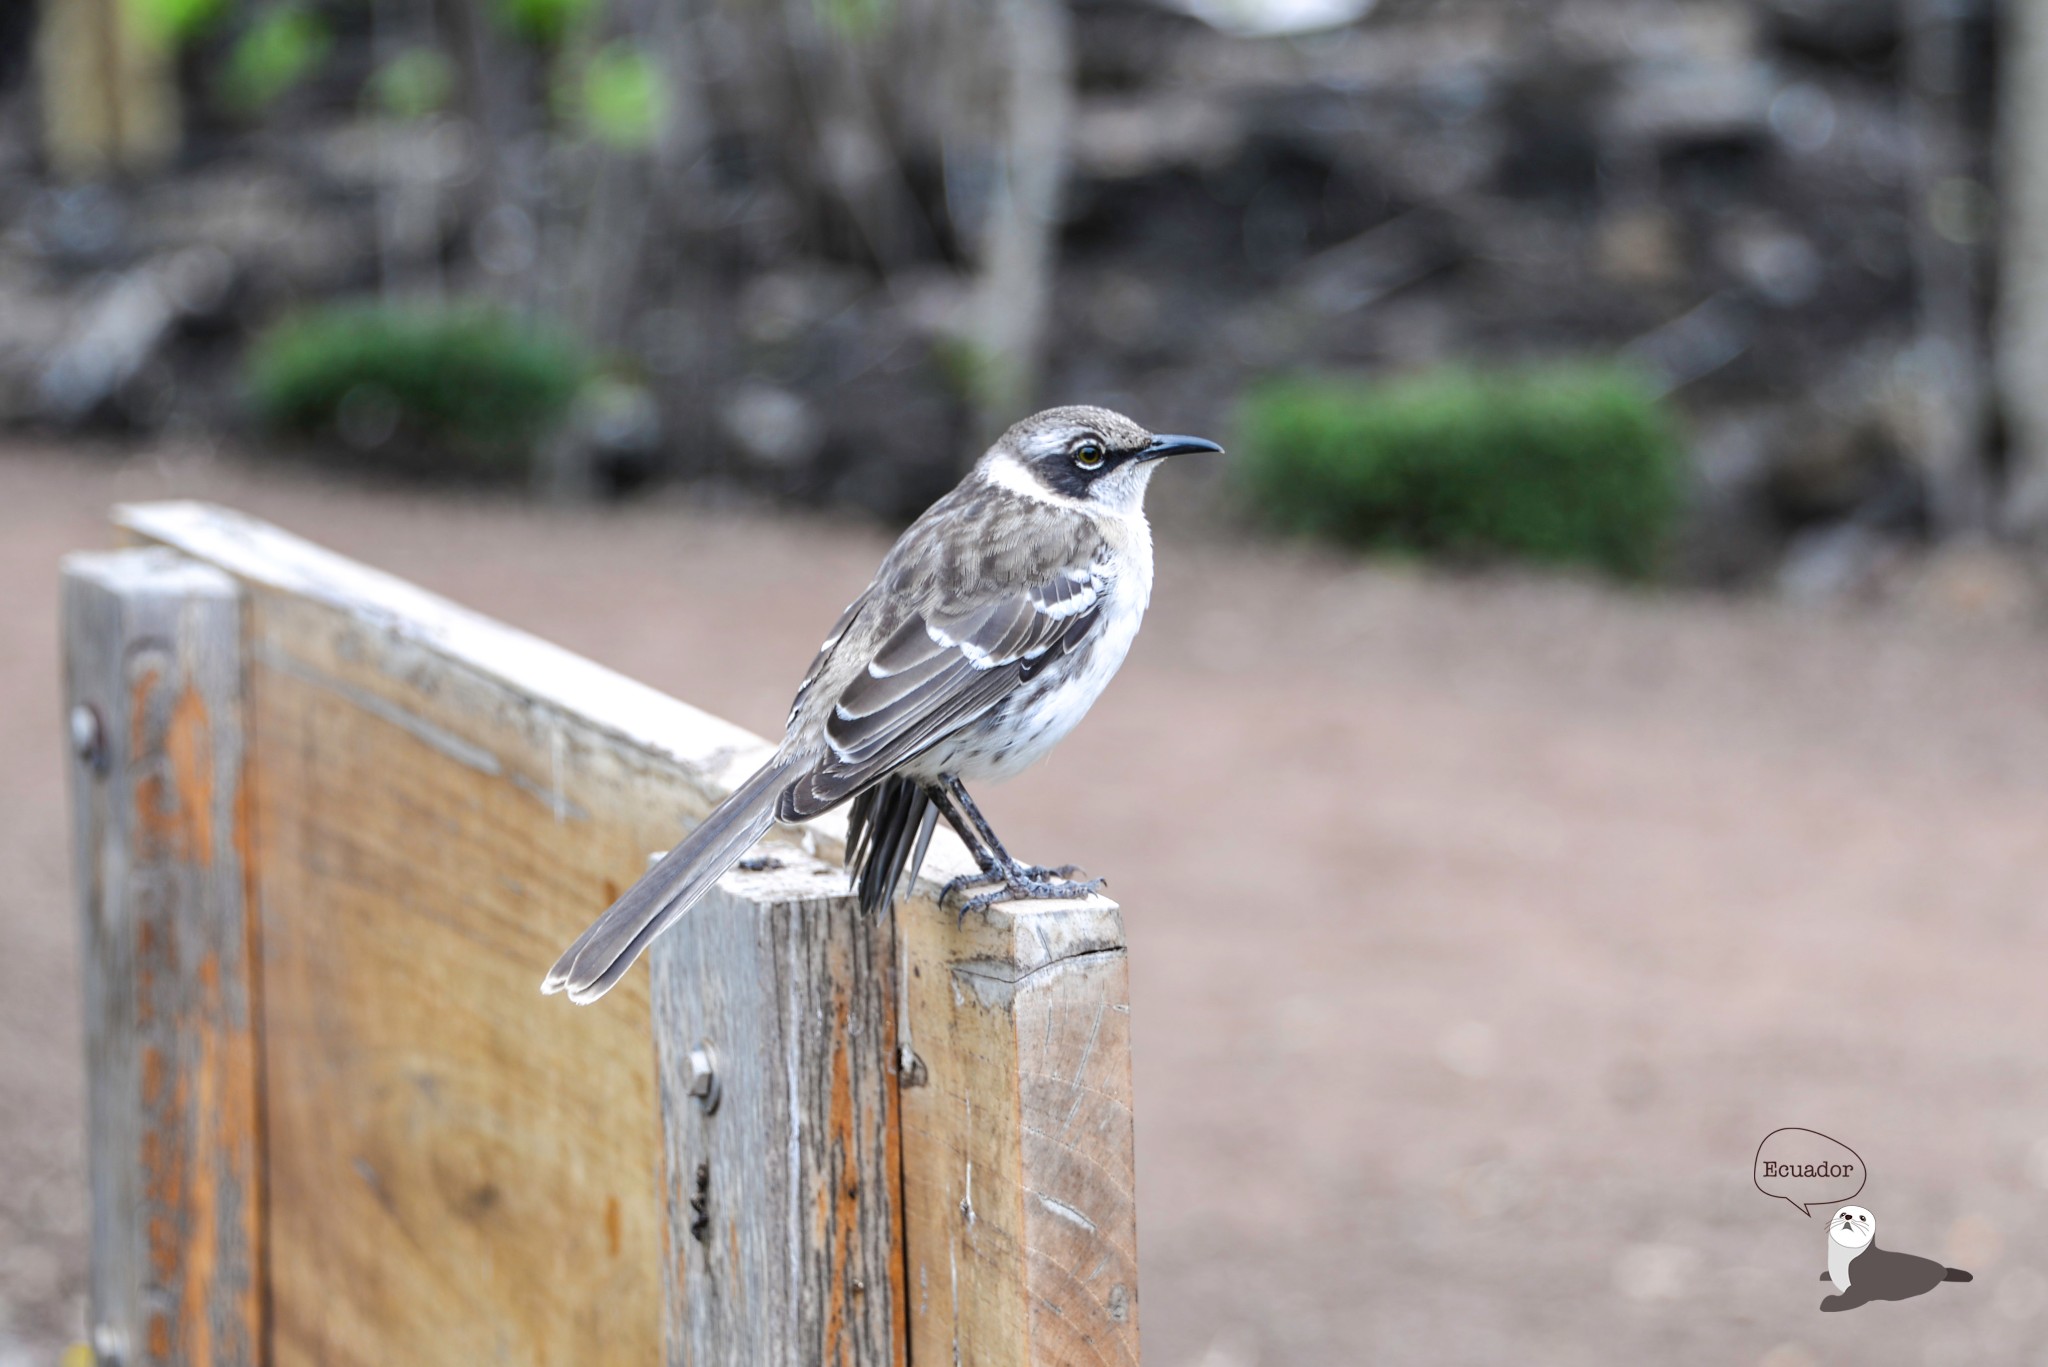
[6,440,2048,1365]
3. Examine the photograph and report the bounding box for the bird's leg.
[934,776,1104,917]
[945,776,1018,866]
[927,781,1000,880]
[945,777,1084,879]
[928,780,1017,907]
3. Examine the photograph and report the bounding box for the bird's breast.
[932,569,1150,782]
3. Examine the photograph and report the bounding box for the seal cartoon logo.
[1819,1205,1974,1312]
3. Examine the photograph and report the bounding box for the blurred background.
[7,0,2048,1362]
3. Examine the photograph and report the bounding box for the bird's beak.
[1141,434,1224,460]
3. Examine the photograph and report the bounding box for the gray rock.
[36,269,177,423]
[721,382,824,470]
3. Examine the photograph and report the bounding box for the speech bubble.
[1753,1127,1866,1216]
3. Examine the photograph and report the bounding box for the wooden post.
[650,858,902,1365]
[98,500,1141,1365]
[897,896,1139,1367]
[62,548,262,1367]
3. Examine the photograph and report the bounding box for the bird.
[543,405,1220,1004]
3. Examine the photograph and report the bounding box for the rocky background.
[0,0,2009,588]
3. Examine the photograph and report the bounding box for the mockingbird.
[544,405,1220,1003]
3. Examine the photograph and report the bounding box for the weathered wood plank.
[62,548,261,1367]
[231,587,689,1364]
[108,506,745,1366]
[113,500,1143,1366]
[897,896,1139,1367]
[651,856,903,1367]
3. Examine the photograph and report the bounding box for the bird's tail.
[845,775,938,915]
[1944,1268,1973,1283]
[543,755,798,1003]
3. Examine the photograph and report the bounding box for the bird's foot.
[1018,863,1084,881]
[941,862,1087,895]
[939,867,1003,902]
[956,874,1107,919]
[941,859,1105,921]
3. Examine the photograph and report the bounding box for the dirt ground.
[6,440,2048,1366]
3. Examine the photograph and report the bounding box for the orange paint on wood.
[164,682,215,866]
[141,1045,164,1108]
[128,663,159,761]
[824,984,856,1356]
[148,1214,178,1282]
[67,548,263,1367]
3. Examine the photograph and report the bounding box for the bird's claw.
[940,868,1004,902]
[943,862,1105,922]
[942,862,1094,897]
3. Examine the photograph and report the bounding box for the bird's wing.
[778,566,1104,819]
[785,588,874,730]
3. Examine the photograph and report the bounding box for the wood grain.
[244,592,701,1364]
[896,895,1140,1367]
[63,548,261,1367]
[651,856,903,1367]
[110,504,763,1366]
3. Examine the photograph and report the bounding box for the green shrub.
[132,0,229,47]
[246,303,591,476]
[496,0,597,45]
[218,5,331,112]
[1237,365,1682,579]
[561,42,667,149]
[368,47,456,120]
[815,0,893,40]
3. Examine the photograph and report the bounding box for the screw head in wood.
[687,1042,720,1113]
[70,704,106,774]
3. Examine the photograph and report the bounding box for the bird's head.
[982,406,1222,514]
[1830,1205,1875,1250]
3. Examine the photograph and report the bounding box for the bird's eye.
[1072,440,1105,470]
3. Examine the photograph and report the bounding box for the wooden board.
[651,856,903,1367]
[897,897,1140,1367]
[237,589,672,1364]
[63,548,262,1367]
[112,505,775,1366]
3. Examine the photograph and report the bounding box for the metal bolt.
[687,1042,720,1113]
[70,704,106,774]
